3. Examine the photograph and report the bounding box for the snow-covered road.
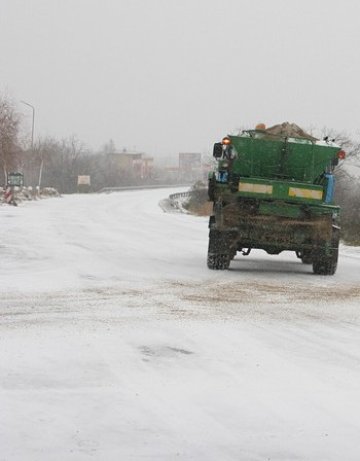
[1,189,360,460]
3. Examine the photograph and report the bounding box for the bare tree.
[327,131,360,245]
[0,94,20,185]
[38,135,86,193]
[19,135,87,193]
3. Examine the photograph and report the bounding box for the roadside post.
[77,175,91,193]
[5,172,24,205]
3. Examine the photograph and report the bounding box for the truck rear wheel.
[207,253,230,270]
[312,229,339,276]
[207,229,231,270]
[312,252,338,275]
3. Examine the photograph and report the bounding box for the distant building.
[109,150,154,180]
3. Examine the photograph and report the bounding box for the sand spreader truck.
[207,122,346,275]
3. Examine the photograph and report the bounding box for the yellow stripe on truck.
[239,183,273,194]
[288,187,323,200]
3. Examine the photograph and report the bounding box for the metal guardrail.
[167,191,192,212]
[169,191,191,200]
[168,188,207,210]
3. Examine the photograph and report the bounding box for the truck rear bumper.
[214,211,335,252]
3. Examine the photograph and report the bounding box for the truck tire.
[312,252,338,275]
[207,253,230,270]
[207,229,231,270]
[312,229,339,276]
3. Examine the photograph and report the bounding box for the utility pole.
[20,100,35,149]
[21,100,41,193]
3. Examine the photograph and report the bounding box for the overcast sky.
[1,0,360,156]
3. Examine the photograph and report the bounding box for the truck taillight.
[337,150,346,160]
[222,137,231,145]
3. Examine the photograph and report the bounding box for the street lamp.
[21,100,41,193]
[20,100,35,149]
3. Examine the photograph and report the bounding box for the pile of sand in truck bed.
[264,122,318,141]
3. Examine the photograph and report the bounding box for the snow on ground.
[1,189,360,460]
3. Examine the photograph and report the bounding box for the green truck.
[207,123,346,275]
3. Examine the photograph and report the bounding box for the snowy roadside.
[339,243,360,257]
[0,186,60,206]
